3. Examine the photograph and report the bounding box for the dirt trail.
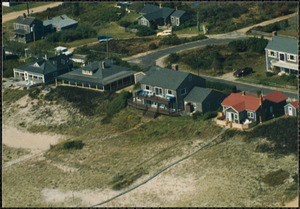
[2,2,63,23]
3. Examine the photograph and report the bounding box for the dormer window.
[82,70,93,75]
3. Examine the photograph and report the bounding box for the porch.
[216,112,258,130]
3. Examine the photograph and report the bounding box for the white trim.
[278,52,285,62]
[287,54,297,62]
[268,50,277,58]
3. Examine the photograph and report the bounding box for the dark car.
[233,67,253,77]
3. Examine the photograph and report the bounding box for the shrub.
[62,140,84,150]
[28,88,41,99]
[262,169,289,186]
[136,25,155,36]
[119,20,132,28]
[167,53,180,63]
[192,111,202,120]
[106,91,130,116]
[202,111,218,120]
[159,35,181,46]
[148,43,158,50]
[206,80,237,93]
[266,72,274,77]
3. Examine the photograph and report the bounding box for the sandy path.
[2,2,63,23]
[284,197,299,208]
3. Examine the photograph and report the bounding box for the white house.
[265,34,298,75]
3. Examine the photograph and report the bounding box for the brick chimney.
[159,3,162,8]
[175,6,178,10]
[101,61,105,69]
[172,64,178,71]
[272,31,277,37]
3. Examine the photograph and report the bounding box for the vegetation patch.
[62,140,84,150]
[2,144,30,165]
[262,169,289,186]
[206,80,237,94]
[3,89,28,103]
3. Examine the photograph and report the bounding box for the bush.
[159,35,181,46]
[119,20,132,28]
[148,43,158,50]
[228,37,268,54]
[62,140,84,150]
[202,111,218,120]
[28,88,41,99]
[167,53,180,63]
[266,72,274,77]
[262,169,289,186]
[206,80,237,93]
[136,25,155,36]
[106,91,130,116]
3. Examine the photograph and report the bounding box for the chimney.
[175,6,178,10]
[23,13,26,18]
[159,3,162,8]
[272,31,277,37]
[44,53,48,60]
[101,61,105,69]
[172,64,178,71]
[242,91,245,96]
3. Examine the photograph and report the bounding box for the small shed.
[284,100,298,116]
[184,87,226,113]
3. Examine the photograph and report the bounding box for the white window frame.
[155,87,163,96]
[247,112,254,118]
[234,113,238,119]
[166,89,174,96]
[145,85,150,90]
[287,54,297,62]
[279,52,285,62]
[268,50,277,58]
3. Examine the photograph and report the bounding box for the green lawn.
[277,15,298,38]
[173,24,205,35]
[2,2,52,15]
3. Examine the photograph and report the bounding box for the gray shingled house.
[138,4,187,28]
[284,100,298,116]
[184,87,226,114]
[13,54,73,84]
[265,34,298,75]
[43,14,78,32]
[11,14,45,43]
[131,65,205,115]
[56,60,135,91]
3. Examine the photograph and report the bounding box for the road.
[2,2,63,23]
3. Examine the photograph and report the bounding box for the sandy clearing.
[284,197,299,207]
[2,125,63,152]
[2,2,63,23]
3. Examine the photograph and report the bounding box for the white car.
[157,30,172,37]
[55,46,73,56]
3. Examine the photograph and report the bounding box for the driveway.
[2,2,63,23]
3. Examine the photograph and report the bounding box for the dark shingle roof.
[141,67,189,90]
[140,4,174,21]
[57,60,135,86]
[171,10,185,17]
[140,4,160,14]
[16,54,72,75]
[43,15,78,29]
[14,16,36,25]
[265,36,298,55]
[184,87,212,103]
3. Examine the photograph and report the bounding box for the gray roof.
[140,4,160,14]
[265,35,298,55]
[14,16,36,25]
[184,87,212,102]
[141,4,175,21]
[57,59,135,86]
[16,54,72,75]
[171,10,185,17]
[141,67,189,90]
[43,15,78,29]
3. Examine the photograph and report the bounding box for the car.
[55,46,73,56]
[233,67,253,77]
[98,35,113,42]
[157,29,172,37]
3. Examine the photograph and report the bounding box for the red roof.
[263,91,287,103]
[290,100,298,109]
[221,93,261,112]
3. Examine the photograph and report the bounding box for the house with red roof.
[284,100,298,116]
[217,91,287,129]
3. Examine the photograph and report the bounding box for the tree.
[72,3,80,16]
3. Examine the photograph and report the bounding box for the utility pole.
[106,32,109,58]
[27,2,29,16]
[197,11,200,34]
[32,24,35,48]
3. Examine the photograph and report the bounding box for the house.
[130,65,205,115]
[43,14,78,32]
[170,10,189,26]
[13,54,73,84]
[70,54,87,65]
[216,91,287,130]
[11,14,45,43]
[184,87,226,114]
[284,100,298,116]
[56,59,135,91]
[138,4,188,28]
[265,33,298,75]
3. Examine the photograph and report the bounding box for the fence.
[119,26,138,33]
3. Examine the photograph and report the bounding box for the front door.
[227,112,233,121]
[288,107,293,116]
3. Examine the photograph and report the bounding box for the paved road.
[2,2,63,23]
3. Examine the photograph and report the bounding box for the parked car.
[98,35,113,42]
[55,46,73,56]
[233,67,253,77]
[157,29,172,37]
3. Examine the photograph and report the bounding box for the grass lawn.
[173,25,204,35]
[2,2,51,15]
[98,22,137,39]
[277,15,298,38]
[119,12,140,22]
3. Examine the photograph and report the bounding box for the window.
[268,50,276,58]
[287,54,297,62]
[279,53,285,61]
[270,106,273,113]
[247,112,254,118]
[167,89,173,95]
[180,88,187,96]
[145,85,150,90]
[176,18,179,26]
[234,114,238,119]
[155,87,162,95]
